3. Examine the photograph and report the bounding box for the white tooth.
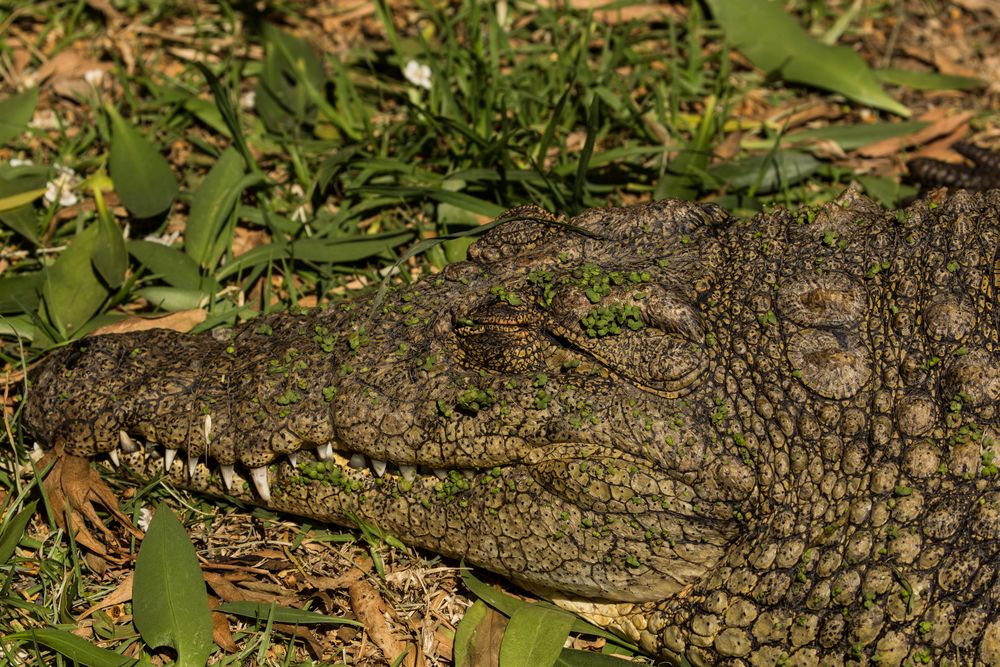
[251,466,271,502]
[108,449,121,467]
[288,453,299,467]
[203,414,212,444]
[119,430,137,452]
[188,456,198,477]
[371,459,388,477]
[349,452,367,469]
[31,442,45,462]
[433,468,448,480]
[399,465,417,482]
[164,448,177,472]
[317,442,333,461]
[220,464,235,491]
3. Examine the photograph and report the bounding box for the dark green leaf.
[185,147,249,267]
[107,107,178,218]
[0,88,39,145]
[705,0,909,116]
[216,601,362,626]
[133,503,213,667]
[92,214,127,288]
[707,151,820,193]
[453,600,496,667]
[0,272,42,313]
[40,223,110,338]
[4,628,145,667]
[875,68,985,91]
[776,121,929,151]
[128,240,207,291]
[498,604,576,667]
[0,501,37,565]
[255,25,327,133]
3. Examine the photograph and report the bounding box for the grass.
[0,0,997,664]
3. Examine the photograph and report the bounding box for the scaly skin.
[23,188,1000,665]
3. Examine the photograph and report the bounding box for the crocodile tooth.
[203,414,212,444]
[349,452,367,469]
[288,453,299,467]
[188,456,198,478]
[371,459,388,477]
[399,465,417,482]
[433,468,448,480]
[317,442,333,461]
[251,466,271,502]
[108,449,121,467]
[220,464,235,491]
[118,430,138,452]
[164,447,177,472]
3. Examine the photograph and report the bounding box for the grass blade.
[184,147,248,268]
[0,501,37,565]
[4,628,146,667]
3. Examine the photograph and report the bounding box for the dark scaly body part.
[908,142,1000,192]
[23,188,1000,665]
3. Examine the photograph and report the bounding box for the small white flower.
[8,158,33,168]
[239,90,256,110]
[84,68,104,86]
[291,204,309,223]
[403,60,432,90]
[44,164,82,208]
[137,506,154,533]
[28,109,59,130]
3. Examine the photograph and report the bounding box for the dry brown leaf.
[232,227,272,258]
[41,450,142,561]
[91,310,207,336]
[203,570,299,606]
[952,0,1000,17]
[349,579,420,667]
[856,110,973,158]
[34,48,108,100]
[78,572,134,620]
[207,597,239,653]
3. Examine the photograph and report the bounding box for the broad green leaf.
[0,501,37,565]
[290,231,414,263]
[0,273,42,313]
[499,604,576,667]
[128,240,206,291]
[459,569,633,648]
[875,68,985,91]
[0,88,39,145]
[0,314,41,344]
[185,147,248,267]
[856,174,915,209]
[133,503,213,667]
[453,599,492,667]
[705,0,909,117]
[135,287,210,312]
[40,223,109,338]
[3,628,145,667]
[216,601,362,626]
[92,214,127,289]
[707,151,820,193]
[107,107,178,218]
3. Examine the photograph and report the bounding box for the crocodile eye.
[452,304,548,373]
[468,205,562,263]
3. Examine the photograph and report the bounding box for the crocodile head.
[27,188,1000,662]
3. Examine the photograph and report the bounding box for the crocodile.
[22,186,1000,666]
